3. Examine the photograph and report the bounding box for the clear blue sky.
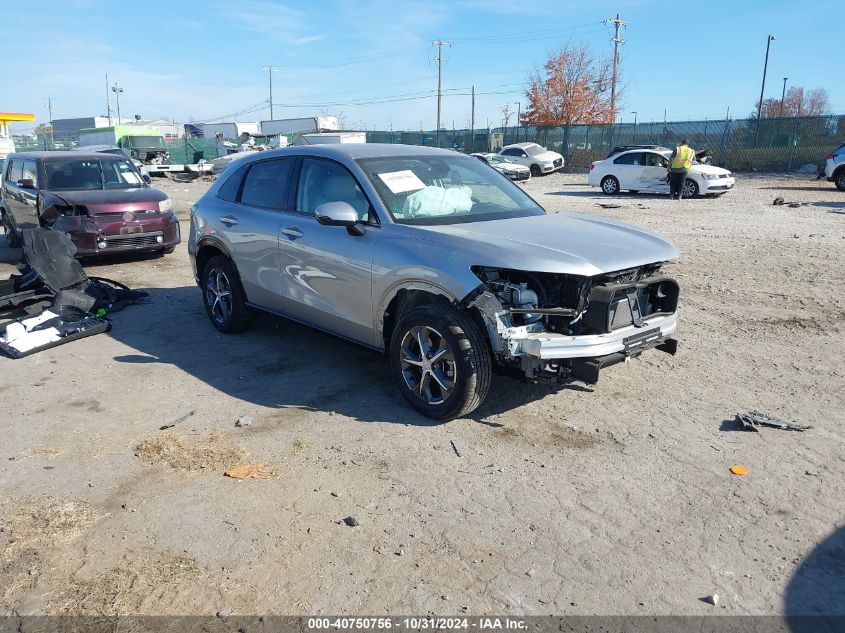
[3,0,841,133]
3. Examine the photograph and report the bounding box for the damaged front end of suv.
[465,264,679,384]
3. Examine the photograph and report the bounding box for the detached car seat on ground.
[0,228,147,358]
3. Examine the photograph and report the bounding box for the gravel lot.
[1,171,843,617]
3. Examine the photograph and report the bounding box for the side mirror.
[17,178,35,189]
[315,201,359,227]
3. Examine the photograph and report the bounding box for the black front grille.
[104,231,163,249]
[609,297,634,330]
[553,158,563,168]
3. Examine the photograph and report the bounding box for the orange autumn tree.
[522,44,615,150]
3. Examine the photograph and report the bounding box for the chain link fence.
[11,114,843,172]
[364,114,844,172]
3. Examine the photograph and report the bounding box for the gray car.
[189,144,680,420]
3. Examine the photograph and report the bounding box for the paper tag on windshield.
[377,170,425,194]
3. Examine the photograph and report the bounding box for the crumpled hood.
[411,212,679,276]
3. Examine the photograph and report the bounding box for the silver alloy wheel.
[602,176,618,194]
[399,325,457,406]
[205,267,233,324]
[682,179,698,198]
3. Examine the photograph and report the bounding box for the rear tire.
[390,304,491,421]
[200,255,254,333]
[601,175,620,195]
[835,170,845,191]
[2,211,21,248]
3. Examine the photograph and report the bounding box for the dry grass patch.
[135,432,245,472]
[2,498,99,553]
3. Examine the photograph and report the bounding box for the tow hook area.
[571,337,678,384]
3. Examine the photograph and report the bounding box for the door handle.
[282,226,303,239]
[219,215,238,226]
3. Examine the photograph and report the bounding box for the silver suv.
[188,144,680,420]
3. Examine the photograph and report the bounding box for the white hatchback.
[588,148,735,198]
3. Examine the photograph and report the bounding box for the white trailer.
[300,132,366,145]
[202,122,260,139]
[260,116,339,136]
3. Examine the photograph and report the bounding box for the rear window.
[614,152,643,165]
[216,163,249,203]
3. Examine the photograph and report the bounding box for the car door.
[276,157,379,345]
[611,151,645,189]
[4,159,32,230]
[641,152,670,192]
[213,157,296,312]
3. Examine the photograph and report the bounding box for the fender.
[375,279,463,340]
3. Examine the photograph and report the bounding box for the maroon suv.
[1,151,180,257]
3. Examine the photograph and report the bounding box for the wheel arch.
[379,282,462,351]
[195,237,235,281]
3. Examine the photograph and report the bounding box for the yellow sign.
[0,112,36,122]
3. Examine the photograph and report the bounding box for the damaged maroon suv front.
[1,152,180,257]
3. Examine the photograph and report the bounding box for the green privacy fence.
[363,114,845,172]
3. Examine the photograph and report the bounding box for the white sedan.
[498,142,564,176]
[588,147,735,198]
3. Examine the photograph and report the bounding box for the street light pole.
[631,111,637,142]
[780,77,788,117]
[111,83,124,123]
[513,101,521,142]
[754,34,775,146]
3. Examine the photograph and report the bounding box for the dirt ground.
[1,171,843,617]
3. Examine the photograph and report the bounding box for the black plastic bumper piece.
[570,337,678,384]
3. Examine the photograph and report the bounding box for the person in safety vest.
[668,139,695,200]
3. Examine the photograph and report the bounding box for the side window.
[501,148,516,156]
[614,152,642,165]
[216,163,249,203]
[240,159,294,209]
[6,159,23,184]
[645,153,668,168]
[22,160,39,186]
[296,158,372,223]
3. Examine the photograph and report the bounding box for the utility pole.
[514,101,521,142]
[470,84,475,152]
[112,83,124,123]
[754,34,776,146]
[604,14,627,124]
[432,39,451,148]
[105,74,112,125]
[47,98,54,143]
[261,66,278,119]
[780,77,788,117]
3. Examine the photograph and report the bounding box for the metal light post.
[513,101,521,142]
[780,77,788,117]
[631,111,637,142]
[754,35,775,146]
[111,83,124,123]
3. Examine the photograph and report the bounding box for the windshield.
[124,135,166,150]
[358,154,545,225]
[524,144,547,156]
[45,159,144,191]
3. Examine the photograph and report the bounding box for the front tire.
[835,170,845,192]
[682,178,700,198]
[390,304,491,421]
[601,175,620,195]
[530,164,541,177]
[2,211,21,248]
[200,255,254,333]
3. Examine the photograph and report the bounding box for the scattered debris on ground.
[235,416,254,428]
[450,439,463,457]
[159,409,196,431]
[223,463,276,480]
[735,411,812,432]
[343,516,361,527]
[729,466,749,476]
